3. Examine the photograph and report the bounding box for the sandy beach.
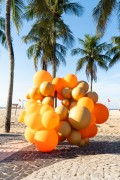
[0,108,120,136]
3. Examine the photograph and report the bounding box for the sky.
[0,0,120,109]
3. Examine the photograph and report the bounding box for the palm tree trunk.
[5,0,15,133]
[90,71,93,91]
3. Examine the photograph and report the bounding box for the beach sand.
[0,108,120,136]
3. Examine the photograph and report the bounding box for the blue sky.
[0,0,120,108]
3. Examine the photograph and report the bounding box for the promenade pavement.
[0,134,120,180]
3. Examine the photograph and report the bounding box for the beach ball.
[24,127,36,143]
[67,129,81,145]
[27,113,43,130]
[18,110,26,123]
[68,106,91,130]
[56,121,71,137]
[26,103,42,115]
[64,74,78,88]
[35,129,58,152]
[42,96,54,107]
[92,103,109,124]
[55,105,68,121]
[33,70,53,87]
[41,110,60,129]
[40,81,54,96]
[68,100,77,110]
[86,91,98,103]
[29,86,43,101]
[40,104,53,115]
[62,99,70,107]
[72,87,86,101]
[61,87,72,99]
[77,81,89,92]
[77,97,94,112]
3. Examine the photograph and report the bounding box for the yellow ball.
[77,81,89,92]
[33,70,53,87]
[55,105,68,121]
[68,106,91,130]
[24,127,35,143]
[67,129,81,145]
[64,74,78,88]
[61,87,72,99]
[26,103,42,115]
[72,87,86,101]
[25,99,37,109]
[42,97,54,107]
[86,91,98,103]
[68,100,77,110]
[79,138,88,147]
[26,93,31,100]
[29,86,43,101]
[18,110,26,123]
[77,97,94,112]
[40,104,53,115]
[40,81,54,96]
[62,99,70,107]
[56,121,71,137]
[41,110,60,129]
[27,113,43,130]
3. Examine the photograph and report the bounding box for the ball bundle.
[18,70,109,152]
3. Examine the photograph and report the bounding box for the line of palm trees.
[0,0,119,132]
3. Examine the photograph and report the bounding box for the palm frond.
[63,2,83,16]
[76,57,86,72]
[109,51,120,67]
[11,0,25,33]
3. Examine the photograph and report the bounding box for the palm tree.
[71,34,111,91]
[0,17,6,47]
[25,0,83,77]
[93,0,120,34]
[23,17,72,76]
[4,0,25,132]
[108,36,120,67]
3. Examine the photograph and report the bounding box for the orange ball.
[33,70,53,87]
[89,113,96,126]
[29,86,43,101]
[64,74,78,88]
[56,121,71,137]
[72,87,86,101]
[40,104,53,115]
[86,91,98,103]
[35,129,58,152]
[27,113,43,130]
[40,81,54,96]
[55,105,68,121]
[77,97,94,112]
[67,129,81,145]
[79,126,90,139]
[62,99,70,107]
[52,78,65,92]
[68,106,91,130]
[42,96,54,107]
[61,87,72,99]
[92,103,109,124]
[25,99,37,109]
[57,91,64,100]
[68,100,77,110]
[77,81,89,92]
[41,110,60,129]
[26,93,31,99]
[24,127,36,143]
[88,124,98,138]
[26,103,42,115]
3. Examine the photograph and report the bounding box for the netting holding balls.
[18,70,109,152]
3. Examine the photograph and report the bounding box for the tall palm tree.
[108,36,120,67]
[4,0,25,132]
[93,0,120,34]
[23,17,72,76]
[25,0,83,77]
[71,34,111,91]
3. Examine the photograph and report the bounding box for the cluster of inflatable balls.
[18,70,109,152]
